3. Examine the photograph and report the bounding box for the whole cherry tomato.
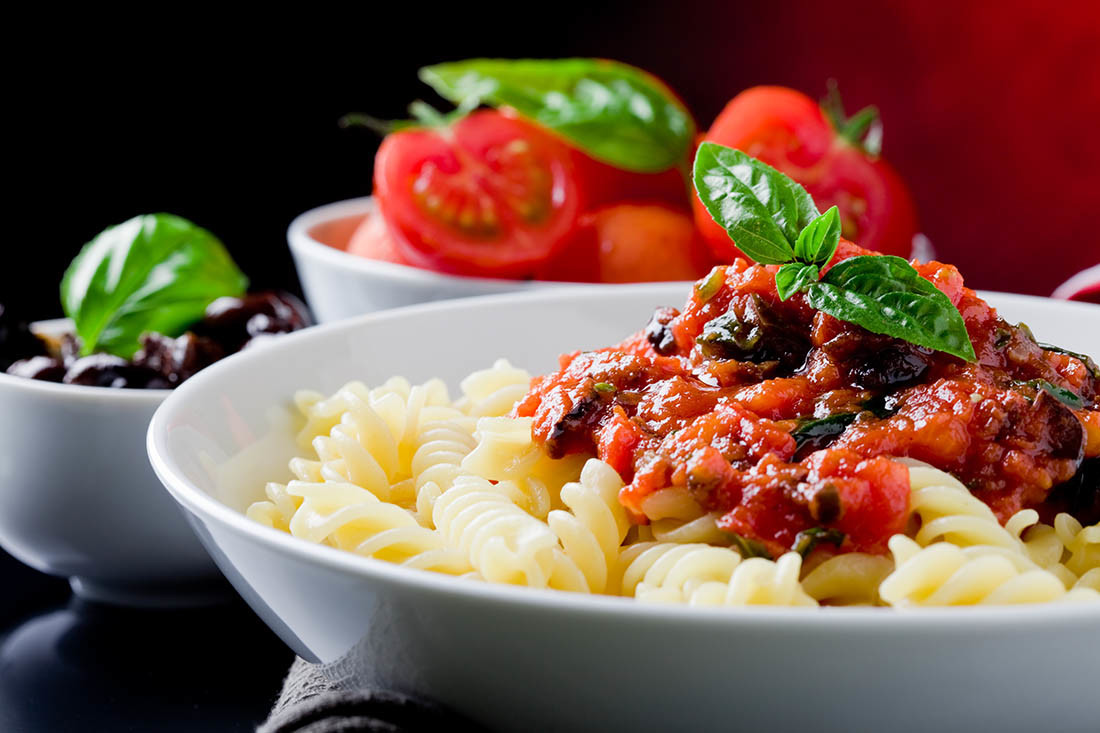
[538,202,714,283]
[346,210,409,264]
[693,86,917,261]
[374,110,583,278]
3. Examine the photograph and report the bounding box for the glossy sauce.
[515,242,1100,557]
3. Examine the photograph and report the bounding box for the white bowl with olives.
[0,214,311,606]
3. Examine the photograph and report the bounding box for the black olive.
[644,307,679,355]
[1031,390,1086,462]
[193,291,312,353]
[847,343,933,390]
[6,355,66,382]
[132,331,225,386]
[63,354,169,389]
[696,295,810,370]
[545,393,601,459]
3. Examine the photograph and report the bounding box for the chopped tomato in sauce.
[515,241,1100,558]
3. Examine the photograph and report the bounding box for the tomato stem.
[821,80,883,157]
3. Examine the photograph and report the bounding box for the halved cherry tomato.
[374,110,582,278]
[346,212,409,264]
[539,202,715,283]
[693,86,917,261]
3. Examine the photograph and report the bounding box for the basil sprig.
[61,214,248,358]
[420,58,695,173]
[693,142,977,362]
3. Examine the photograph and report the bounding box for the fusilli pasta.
[246,367,1100,610]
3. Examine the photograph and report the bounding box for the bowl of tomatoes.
[288,59,919,323]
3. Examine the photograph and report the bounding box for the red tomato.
[345,212,409,265]
[693,86,917,261]
[538,202,715,283]
[569,148,692,210]
[373,110,583,278]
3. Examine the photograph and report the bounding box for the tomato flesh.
[373,110,582,278]
[694,86,918,260]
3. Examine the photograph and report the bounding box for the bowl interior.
[307,211,365,252]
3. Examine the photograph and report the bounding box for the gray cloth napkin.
[258,657,483,733]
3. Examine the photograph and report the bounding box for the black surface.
[0,553,293,733]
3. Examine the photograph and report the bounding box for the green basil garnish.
[726,532,774,560]
[692,142,977,362]
[792,527,847,557]
[775,263,819,302]
[420,58,695,174]
[806,256,977,362]
[693,143,818,264]
[793,205,841,266]
[61,214,248,358]
[1026,379,1087,410]
[790,413,858,452]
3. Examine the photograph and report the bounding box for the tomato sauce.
[514,242,1100,558]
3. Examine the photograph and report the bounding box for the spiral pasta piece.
[620,543,817,607]
[545,459,631,594]
[461,416,586,519]
[282,480,471,574]
[800,553,895,606]
[409,417,477,526]
[879,536,1100,606]
[1054,513,1100,578]
[431,474,563,587]
[904,462,1031,551]
[456,359,532,418]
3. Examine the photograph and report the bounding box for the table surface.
[0,549,293,732]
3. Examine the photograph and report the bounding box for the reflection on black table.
[0,552,292,733]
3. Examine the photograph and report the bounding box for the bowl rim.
[0,368,170,402]
[147,284,1100,628]
[287,196,618,289]
[0,316,171,400]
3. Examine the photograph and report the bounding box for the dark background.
[5,0,1099,324]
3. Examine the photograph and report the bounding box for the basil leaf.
[791,413,858,453]
[805,255,977,361]
[692,143,819,264]
[792,527,847,557]
[61,214,248,358]
[1038,342,1100,380]
[420,58,695,173]
[793,206,841,265]
[1027,379,1087,410]
[776,263,819,301]
[726,532,774,560]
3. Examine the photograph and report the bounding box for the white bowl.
[287,197,606,323]
[0,367,224,607]
[147,286,1100,733]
